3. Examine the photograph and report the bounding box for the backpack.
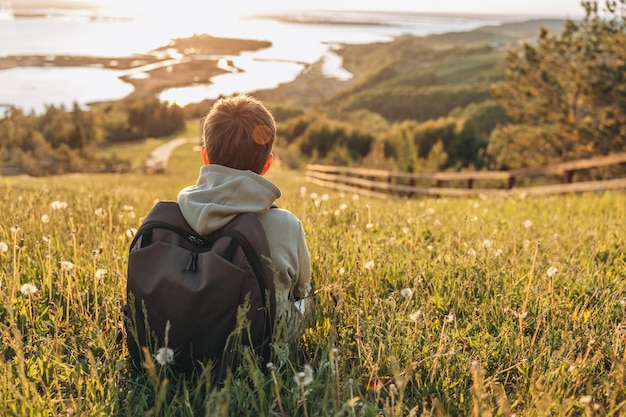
[123,201,276,377]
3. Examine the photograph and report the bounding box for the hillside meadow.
[1,141,625,416]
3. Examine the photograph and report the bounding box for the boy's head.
[202,93,275,175]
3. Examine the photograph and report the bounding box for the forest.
[1,0,625,177]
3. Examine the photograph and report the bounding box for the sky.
[26,0,587,18]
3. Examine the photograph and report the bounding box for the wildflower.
[524,219,532,228]
[0,242,8,253]
[426,208,435,215]
[300,186,307,198]
[154,347,175,365]
[50,201,68,210]
[409,309,422,321]
[444,312,456,323]
[470,360,480,371]
[402,226,409,234]
[352,194,359,200]
[426,245,433,252]
[10,225,19,234]
[42,235,50,243]
[266,362,275,372]
[126,228,137,238]
[579,395,592,405]
[471,216,478,222]
[620,298,626,307]
[495,249,503,257]
[60,261,74,272]
[364,261,375,270]
[482,239,493,249]
[321,194,329,202]
[310,192,318,200]
[123,205,134,212]
[294,364,314,387]
[340,203,348,211]
[337,267,345,275]
[41,214,50,223]
[547,267,558,278]
[20,283,38,295]
[366,223,374,230]
[400,288,413,299]
[467,248,477,257]
[94,208,106,217]
[95,268,108,279]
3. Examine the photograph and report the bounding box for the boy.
[177,93,312,324]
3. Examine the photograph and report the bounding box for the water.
[0,7,507,114]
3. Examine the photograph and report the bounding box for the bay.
[0,8,506,114]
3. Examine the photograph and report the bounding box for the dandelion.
[467,248,477,257]
[294,364,314,387]
[123,205,134,211]
[579,395,592,405]
[400,288,413,299]
[94,208,106,217]
[60,261,74,272]
[402,226,409,234]
[95,268,108,279]
[524,219,532,228]
[50,201,68,210]
[352,194,359,201]
[409,309,422,322]
[364,261,375,270]
[0,242,8,253]
[495,249,503,257]
[126,228,137,238]
[365,223,374,230]
[310,192,318,200]
[20,283,38,295]
[10,225,19,234]
[321,194,329,202]
[337,267,345,275]
[547,267,558,278]
[41,214,50,223]
[444,312,456,323]
[426,208,435,215]
[154,347,175,365]
[339,203,347,211]
[300,186,307,198]
[482,239,493,249]
[427,244,433,252]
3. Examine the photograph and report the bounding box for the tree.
[489,0,626,168]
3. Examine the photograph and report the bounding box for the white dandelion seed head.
[338,267,345,275]
[427,244,434,252]
[310,192,318,200]
[365,223,374,230]
[400,288,413,299]
[300,186,307,198]
[495,249,503,257]
[444,312,456,323]
[426,208,435,215]
[352,194,359,201]
[42,235,50,243]
[20,283,38,296]
[579,395,592,405]
[94,208,106,217]
[41,214,50,224]
[154,347,175,365]
[620,298,626,307]
[402,227,409,234]
[340,203,348,211]
[364,261,375,271]
[471,216,478,222]
[409,309,422,322]
[0,242,8,253]
[50,201,68,210]
[524,219,532,228]
[470,360,480,371]
[467,248,477,257]
[60,261,74,272]
[95,268,108,279]
[547,267,558,278]
[321,193,329,201]
[123,205,134,212]
[313,199,321,208]
[266,362,275,372]
[434,219,442,227]
[482,239,493,249]
[126,228,137,238]
[10,225,19,234]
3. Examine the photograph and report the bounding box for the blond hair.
[203,94,275,174]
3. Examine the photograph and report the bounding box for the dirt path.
[145,138,194,173]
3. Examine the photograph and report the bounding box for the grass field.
[1,141,625,416]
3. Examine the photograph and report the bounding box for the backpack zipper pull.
[185,235,203,272]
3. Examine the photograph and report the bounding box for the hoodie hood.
[177,164,281,235]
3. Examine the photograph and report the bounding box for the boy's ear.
[201,145,210,165]
[260,153,273,176]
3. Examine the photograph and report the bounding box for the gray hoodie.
[177,164,312,316]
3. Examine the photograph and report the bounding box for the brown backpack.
[123,201,276,377]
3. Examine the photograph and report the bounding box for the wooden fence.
[305,152,626,198]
